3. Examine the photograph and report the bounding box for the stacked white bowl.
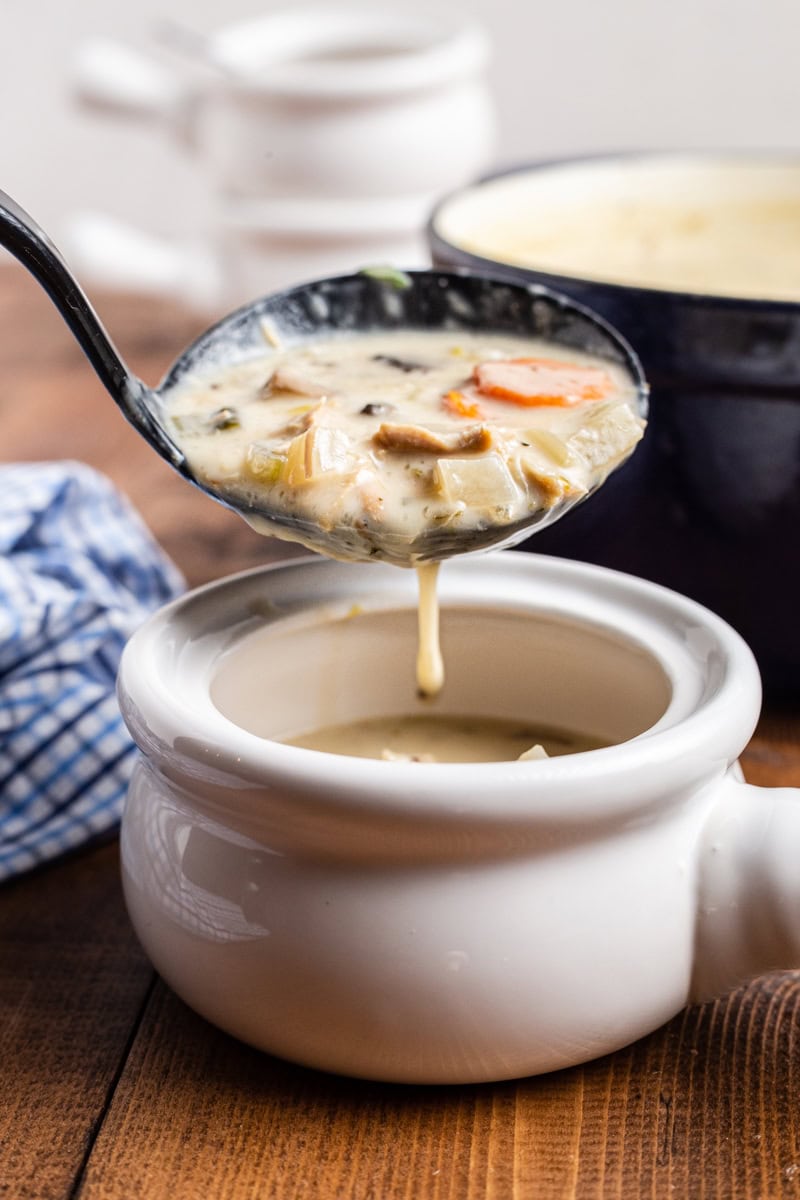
[71,8,495,309]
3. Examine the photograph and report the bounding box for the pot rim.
[428,149,800,313]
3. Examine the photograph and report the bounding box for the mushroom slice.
[263,365,330,398]
[373,423,492,454]
[372,354,428,373]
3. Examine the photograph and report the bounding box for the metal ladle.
[0,188,648,565]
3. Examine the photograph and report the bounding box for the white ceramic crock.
[117,552,800,1085]
[70,9,493,307]
[75,9,493,201]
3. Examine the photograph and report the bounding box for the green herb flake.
[360,266,413,290]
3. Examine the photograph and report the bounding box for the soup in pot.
[433,157,800,300]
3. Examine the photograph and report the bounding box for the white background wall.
[2,0,799,247]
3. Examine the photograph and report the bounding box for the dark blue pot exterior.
[429,163,800,695]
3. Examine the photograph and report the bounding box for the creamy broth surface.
[459,199,800,298]
[168,328,644,695]
[285,712,608,762]
[437,161,800,300]
[167,329,642,559]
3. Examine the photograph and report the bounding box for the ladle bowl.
[0,189,647,564]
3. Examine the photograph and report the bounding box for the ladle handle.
[0,189,182,467]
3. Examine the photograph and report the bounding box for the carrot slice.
[473,358,612,407]
[442,389,483,419]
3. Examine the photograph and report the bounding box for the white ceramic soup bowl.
[117,552,800,1085]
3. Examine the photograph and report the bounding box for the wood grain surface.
[1,263,799,1200]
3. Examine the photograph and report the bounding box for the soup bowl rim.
[117,552,762,829]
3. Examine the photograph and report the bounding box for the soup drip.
[416,562,443,697]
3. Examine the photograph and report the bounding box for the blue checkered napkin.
[0,462,184,882]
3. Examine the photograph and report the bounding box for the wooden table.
[1,263,799,1200]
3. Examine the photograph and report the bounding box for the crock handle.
[691,773,800,1002]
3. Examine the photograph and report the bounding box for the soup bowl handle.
[691,773,800,1002]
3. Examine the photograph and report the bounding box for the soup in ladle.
[0,190,648,708]
[167,323,645,695]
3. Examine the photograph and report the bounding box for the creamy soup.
[455,198,800,298]
[434,159,800,300]
[167,329,641,555]
[168,328,643,694]
[285,712,608,762]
